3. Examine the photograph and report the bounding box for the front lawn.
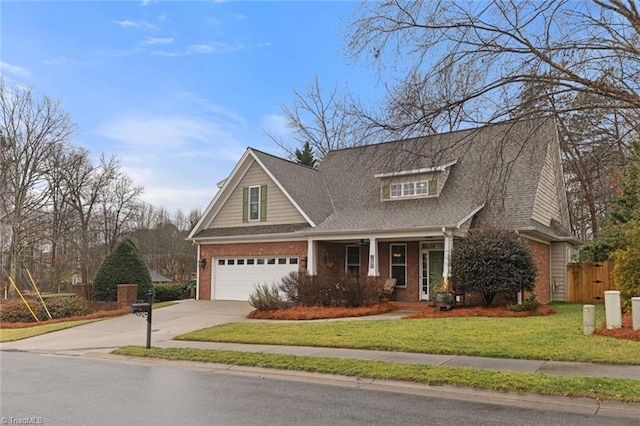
[112,346,640,402]
[176,303,640,364]
[0,320,98,342]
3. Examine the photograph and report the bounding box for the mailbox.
[130,302,150,314]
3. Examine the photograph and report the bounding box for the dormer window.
[390,179,437,199]
[377,161,456,201]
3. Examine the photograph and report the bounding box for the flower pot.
[435,292,454,311]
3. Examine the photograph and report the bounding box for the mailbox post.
[130,290,153,349]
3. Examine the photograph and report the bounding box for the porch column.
[368,237,379,276]
[306,238,317,276]
[442,228,453,289]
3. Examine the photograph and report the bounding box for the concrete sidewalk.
[2,299,639,382]
[153,340,640,381]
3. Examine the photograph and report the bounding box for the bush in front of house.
[154,283,188,302]
[507,293,540,312]
[248,282,288,311]
[451,228,537,306]
[0,296,92,323]
[612,221,640,312]
[278,271,381,308]
[93,239,153,302]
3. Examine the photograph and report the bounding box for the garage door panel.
[213,257,298,301]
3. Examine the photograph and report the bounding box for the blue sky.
[1,1,376,215]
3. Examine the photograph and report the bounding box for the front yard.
[175,303,640,364]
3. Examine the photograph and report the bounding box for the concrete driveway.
[0,299,252,355]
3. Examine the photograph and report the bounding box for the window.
[237,259,245,265]
[278,258,287,265]
[403,182,415,196]
[249,186,260,221]
[389,178,437,199]
[228,259,235,265]
[390,244,406,287]
[243,185,267,222]
[289,258,298,265]
[257,259,265,265]
[346,245,360,276]
[218,259,225,266]
[391,183,402,197]
[247,259,255,265]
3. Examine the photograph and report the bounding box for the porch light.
[392,252,402,258]
[199,258,207,269]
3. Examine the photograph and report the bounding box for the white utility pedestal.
[583,304,596,335]
[604,290,622,330]
[632,297,640,331]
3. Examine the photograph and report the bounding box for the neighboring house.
[150,271,172,284]
[188,117,578,304]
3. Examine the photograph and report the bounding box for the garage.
[211,256,299,301]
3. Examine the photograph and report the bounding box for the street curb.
[87,352,640,420]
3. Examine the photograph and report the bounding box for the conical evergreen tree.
[609,140,640,224]
[294,141,317,168]
[93,239,153,302]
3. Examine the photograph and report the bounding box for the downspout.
[196,243,201,300]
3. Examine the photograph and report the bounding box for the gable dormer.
[376,160,457,201]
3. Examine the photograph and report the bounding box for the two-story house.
[188,117,578,304]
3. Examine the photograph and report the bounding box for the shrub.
[0,296,92,323]
[248,283,288,311]
[507,293,540,312]
[612,221,640,312]
[278,271,300,304]
[154,283,188,302]
[93,239,153,302]
[280,272,382,308]
[451,228,537,306]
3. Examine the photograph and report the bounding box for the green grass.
[176,303,640,364]
[0,320,97,342]
[113,345,640,403]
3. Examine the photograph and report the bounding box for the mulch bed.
[247,304,397,320]
[0,308,129,329]
[402,304,557,319]
[594,312,640,341]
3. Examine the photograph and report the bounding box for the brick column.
[74,284,93,301]
[117,284,138,309]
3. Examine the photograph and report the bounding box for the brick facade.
[525,238,551,304]
[198,241,307,300]
[201,237,552,305]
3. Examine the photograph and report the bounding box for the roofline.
[374,160,458,178]
[249,148,317,227]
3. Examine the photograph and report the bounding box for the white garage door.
[212,256,299,301]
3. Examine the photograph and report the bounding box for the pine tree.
[93,239,153,301]
[294,141,317,168]
[609,140,640,224]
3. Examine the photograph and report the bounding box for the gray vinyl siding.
[212,161,306,227]
[551,241,570,302]
[532,142,562,226]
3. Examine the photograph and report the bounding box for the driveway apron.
[0,300,252,355]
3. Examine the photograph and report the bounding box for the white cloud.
[0,61,32,78]
[97,114,238,151]
[111,19,157,31]
[187,41,245,55]
[140,186,218,216]
[139,37,174,46]
[261,114,292,139]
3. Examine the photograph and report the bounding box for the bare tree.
[348,0,640,125]
[62,150,119,283]
[264,77,372,159]
[98,172,143,253]
[0,79,74,287]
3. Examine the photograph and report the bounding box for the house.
[188,117,578,304]
[150,271,172,284]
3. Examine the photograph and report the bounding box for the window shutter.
[382,183,390,200]
[242,187,248,222]
[260,185,267,221]
[428,179,437,195]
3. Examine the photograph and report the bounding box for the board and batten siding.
[211,160,306,227]
[531,141,563,227]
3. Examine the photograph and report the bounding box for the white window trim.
[390,179,437,199]
[390,243,407,288]
[248,185,261,221]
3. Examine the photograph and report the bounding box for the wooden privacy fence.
[567,262,616,303]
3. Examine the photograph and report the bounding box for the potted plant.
[435,278,455,311]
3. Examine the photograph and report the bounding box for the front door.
[420,250,444,300]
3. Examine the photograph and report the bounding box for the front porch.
[304,233,457,303]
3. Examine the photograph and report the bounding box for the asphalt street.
[2,351,638,426]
